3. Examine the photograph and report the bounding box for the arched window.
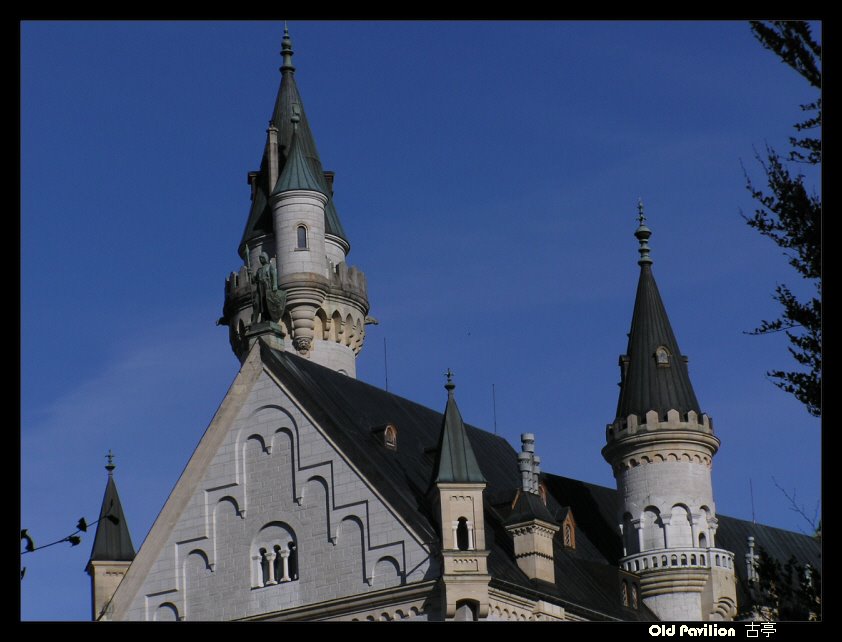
[564,523,573,548]
[655,346,670,366]
[252,523,299,588]
[631,584,639,609]
[621,581,629,607]
[384,424,397,450]
[699,532,708,548]
[296,225,308,249]
[456,517,470,551]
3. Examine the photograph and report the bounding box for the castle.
[84,27,820,622]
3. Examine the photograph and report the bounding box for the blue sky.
[21,21,821,620]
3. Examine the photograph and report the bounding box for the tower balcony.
[621,547,735,575]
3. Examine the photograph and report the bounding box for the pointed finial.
[445,368,455,392]
[280,22,295,74]
[634,198,653,266]
[105,449,116,475]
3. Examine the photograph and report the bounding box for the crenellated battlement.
[607,409,714,441]
[224,265,253,298]
[329,262,368,302]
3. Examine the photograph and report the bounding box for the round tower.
[270,111,330,356]
[602,204,736,621]
[219,27,370,375]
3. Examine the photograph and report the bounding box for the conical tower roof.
[272,115,328,196]
[88,454,135,563]
[433,371,486,484]
[615,204,702,421]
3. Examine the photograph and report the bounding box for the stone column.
[279,548,291,582]
[265,552,277,585]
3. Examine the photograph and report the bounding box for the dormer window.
[371,423,398,451]
[296,225,308,250]
[384,424,397,450]
[655,346,670,367]
[558,507,576,549]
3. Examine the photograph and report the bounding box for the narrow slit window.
[297,225,308,249]
[456,517,470,551]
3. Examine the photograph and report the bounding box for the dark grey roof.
[259,345,651,619]
[238,32,347,258]
[432,382,486,484]
[88,473,135,563]
[504,490,556,526]
[272,127,328,197]
[258,344,819,620]
[615,263,702,421]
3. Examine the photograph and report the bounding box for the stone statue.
[251,252,286,324]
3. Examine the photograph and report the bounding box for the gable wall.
[119,368,435,621]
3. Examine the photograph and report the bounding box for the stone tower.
[219,27,370,376]
[431,371,491,621]
[85,453,136,621]
[601,204,737,621]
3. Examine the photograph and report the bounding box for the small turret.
[86,452,135,621]
[431,370,491,621]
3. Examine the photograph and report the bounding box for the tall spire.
[615,206,701,421]
[433,370,486,484]
[88,453,135,564]
[239,25,347,259]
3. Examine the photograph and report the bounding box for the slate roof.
[272,126,328,197]
[432,380,486,484]
[615,258,702,422]
[259,344,820,620]
[504,490,556,526]
[88,471,136,563]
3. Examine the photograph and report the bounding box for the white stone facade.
[604,412,737,620]
[108,348,433,621]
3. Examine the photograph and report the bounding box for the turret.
[601,203,737,621]
[430,370,491,621]
[270,110,330,355]
[86,452,135,621]
[218,26,370,375]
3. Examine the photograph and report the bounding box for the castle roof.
[88,463,136,564]
[272,121,328,197]
[432,373,487,485]
[615,213,702,421]
[253,344,813,619]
